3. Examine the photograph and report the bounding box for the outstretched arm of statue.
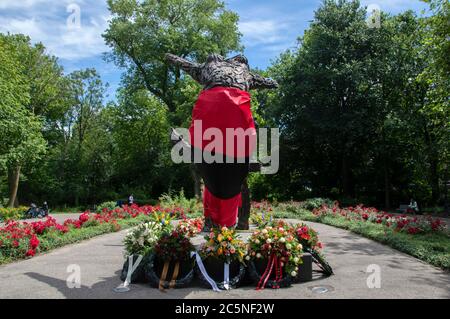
[165,53,203,84]
[249,72,279,90]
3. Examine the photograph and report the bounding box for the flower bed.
[0,204,192,264]
[313,204,447,235]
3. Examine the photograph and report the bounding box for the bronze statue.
[166,53,278,230]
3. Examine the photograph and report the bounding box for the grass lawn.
[272,207,450,271]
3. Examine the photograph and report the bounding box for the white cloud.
[239,20,287,45]
[0,0,47,10]
[0,18,47,40]
[0,0,108,60]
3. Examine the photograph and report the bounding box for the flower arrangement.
[247,223,303,278]
[154,229,195,261]
[176,217,204,238]
[123,221,164,257]
[200,227,247,264]
[294,223,323,251]
[293,223,333,276]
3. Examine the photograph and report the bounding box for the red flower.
[30,235,39,249]
[79,213,90,223]
[26,249,36,257]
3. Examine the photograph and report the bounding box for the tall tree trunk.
[7,166,21,208]
[190,164,202,199]
[384,160,391,209]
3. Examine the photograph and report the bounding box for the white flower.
[297,244,303,250]
[256,253,262,259]
[279,237,286,243]
[137,237,144,246]
[245,256,251,261]
[266,239,272,244]
[293,257,299,263]
[254,239,260,244]
[262,229,268,234]
[286,243,292,250]
[291,271,297,277]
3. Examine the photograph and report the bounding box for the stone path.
[0,220,448,299]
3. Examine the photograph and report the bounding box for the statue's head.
[205,53,249,69]
[226,54,249,68]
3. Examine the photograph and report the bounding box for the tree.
[0,35,46,207]
[418,0,450,204]
[103,0,242,197]
[254,0,444,208]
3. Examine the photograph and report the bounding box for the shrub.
[301,198,334,210]
[0,206,28,221]
[159,190,202,217]
[96,201,118,213]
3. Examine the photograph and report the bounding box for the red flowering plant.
[31,217,69,235]
[0,222,37,259]
[154,229,195,261]
[247,222,303,279]
[176,217,204,238]
[313,204,447,235]
[200,227,247,264]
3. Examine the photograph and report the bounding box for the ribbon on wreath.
[224,262,230,290]
[158,259,181,292]
[124,255,143,287]
[256,253,284,290]
[191,252,221,292]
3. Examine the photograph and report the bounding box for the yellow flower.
[217,234,223,242]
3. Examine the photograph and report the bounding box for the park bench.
[397,205,410,213]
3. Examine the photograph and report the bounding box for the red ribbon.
[256,253,284,290]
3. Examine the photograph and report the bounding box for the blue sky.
[0,0,429,102]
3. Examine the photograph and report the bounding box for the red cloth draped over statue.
[189,86,257,227]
